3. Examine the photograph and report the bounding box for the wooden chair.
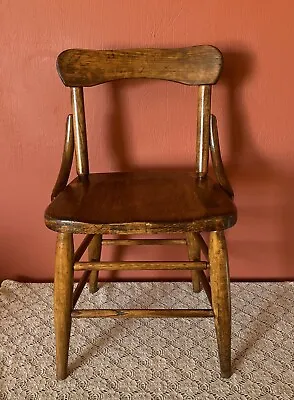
[44,46,237,380]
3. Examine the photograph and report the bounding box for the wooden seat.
[45,45,237,380]
[45,172,236,234]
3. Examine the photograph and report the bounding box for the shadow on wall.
[100,81,193,282]
[220,49,292,279]
[97,48,293,281]
[10,49,293,283]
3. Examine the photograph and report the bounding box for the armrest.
[51,114,74,200]
[209,114,234,198]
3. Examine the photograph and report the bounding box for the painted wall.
[1,0,293,281]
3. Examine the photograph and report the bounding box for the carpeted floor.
[1,280,294,399]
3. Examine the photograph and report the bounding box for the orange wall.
[1,0,293,281]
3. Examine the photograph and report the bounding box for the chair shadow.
[219,48,294,368]
[103,81,134,282]
[101,81,190,283]
[93,49,293,369]
[68,281,157,373]
[102,50,281,280]
[220,48,293,279]
[68,319,126,374]
[231,283,293,370]
[68,282,293,374]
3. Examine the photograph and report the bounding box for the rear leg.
[186,232,201,293]
[88,234,102,293]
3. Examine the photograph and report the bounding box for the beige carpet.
[1,280,294,399]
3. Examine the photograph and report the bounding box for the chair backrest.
[56,46,223,177]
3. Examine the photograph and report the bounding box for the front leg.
[88,234,102,293]
[209,230,231,378]
[54,232,74,380]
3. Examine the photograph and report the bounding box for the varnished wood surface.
[47,45,236,380]
[102,239,186,245]
[195,233,209,260]
[72,270,91,308]
[74,261,207,271]
[71,309,214,318]
[45,172,237,234]
[210,115,234,198]
[51,115,74,200]
[57,46,223,87]
[198,270,212,306]
[196,85,211,177]
[54,233,74,380]
[71,87,89,176]
[186,232,201,293]
[209,231,231,378]
[88,234,102,294]
[73,234,94,263]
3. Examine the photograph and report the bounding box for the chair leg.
[186,233,201,293]
[88,234,102,294]
[54,232,74,380]
[209,230,232,378]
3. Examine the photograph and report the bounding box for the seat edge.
[44,212,237,235]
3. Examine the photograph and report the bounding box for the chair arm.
[209,114,234,198]
[51,114,74,200]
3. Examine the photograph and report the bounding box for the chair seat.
[45,171,237,234]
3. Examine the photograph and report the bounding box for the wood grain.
[73,234,94,263]
[45,172,237,234]
[102,239,186,246]
[186,232,201,293]
[72,309,214,318]
[72,270,91,308]
[196,85,211,177]
[88,234,102,294]
[74,261,207,271]
[54,233,74,380]
[57,46,223,87]
[210,114,234,198]
[46,45,237,380]
[209,231,231,378]
[51,115,74,200]
[198,270,212,306]
[195,233,209,260]
[71,87,89,176]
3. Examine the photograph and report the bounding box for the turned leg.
[186,232,201,293]
[54,232,74,380]
[88,234,102,294]
[209,230,231,378]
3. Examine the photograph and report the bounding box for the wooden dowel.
[196,85,211,177]
[72,270,91,308]
[74,261,208,271]
[199,270,212,306]
[71,87,89,176]
[73,234,94,263]
[72,309,214,318]
[102,239,186,246]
